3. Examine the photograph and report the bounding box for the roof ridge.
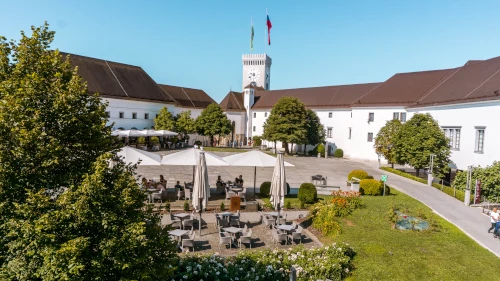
[416,67,462,103]
[463,67,500,98]
[104,60,129,97]
[327,86,340,105]
[158,85,178,104]
[180,87,196,107]
[352,83,383,104]
[231,91,243,109]
[61,52,142,69]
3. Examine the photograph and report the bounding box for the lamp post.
[428,154,436,186]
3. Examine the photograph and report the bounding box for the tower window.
[253,126,256,132]
[368,112,374,122]
[144,113,149,119]
[348,128,352,139]
[119,112,124,119]
[132,112,137,119]
[253,112,256,118]
[367,132,373,142]
[328,112,332,118]
[265,112,267,117]
[327,128,332,138]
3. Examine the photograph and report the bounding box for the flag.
[250,19,254,51]
[266,14,272,45]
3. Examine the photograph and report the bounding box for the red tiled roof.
[159,84,215,108]
[251,83,381,109]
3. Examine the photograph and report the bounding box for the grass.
[315,190,499,281]
[201,147,250,153]
[259,194,330,209]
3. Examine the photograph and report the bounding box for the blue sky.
[2,0,500,102]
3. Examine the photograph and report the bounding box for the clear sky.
[2,0,500,102]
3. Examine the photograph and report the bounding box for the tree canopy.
[393,113,451,177]
[305,109,326,147]
[262,97,308,154]
[453,162,500,201]
[195,103,231,146]
[374,119,402,168]
[154,106,176,130]
[175,110,195,137]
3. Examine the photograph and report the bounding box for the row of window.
[443,127,485,153]
[253,112,267,118]
[253,111,407,122]
[106,111,156,120]
[244,60,266,66]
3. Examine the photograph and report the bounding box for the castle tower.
[242,54,272,91]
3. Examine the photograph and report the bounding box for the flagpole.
[250,17,253,52]
[265,9,267,54]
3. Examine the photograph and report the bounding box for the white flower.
[183,275,187,279]
[255,276,259,280]
[216,271,220,275]
[194,271,198,275]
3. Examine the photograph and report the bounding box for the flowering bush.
[170,243,355,281]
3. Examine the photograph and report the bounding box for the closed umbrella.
[270,151,287,226]
[192,150,210,235]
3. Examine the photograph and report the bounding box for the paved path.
[351,159,500,258]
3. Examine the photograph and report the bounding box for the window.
[328,112,332,118]
[327,128,332,138]
[144,113,149,119]
[132,112,137,119]
[443,127,461,150]
[368,112,374,122]
[119,112,124,119]
[393,112,399,120]
[105,111,110,118]
[367,132,373,142]
[350,112,352,118]
[400,112,407,122]
[348,128,352,139]
[253,126,256,132]
[253,112,256,118]
[265,112,267,117]
[475,127,485,153]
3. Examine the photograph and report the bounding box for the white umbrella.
[114,129,146,137]
[223,150,294,197]
[117,146,162,166]
[155,130,178,136]
[161,148,228,182]
[270,152,287,226]
[140,130,163,136]
[192,151,210,235]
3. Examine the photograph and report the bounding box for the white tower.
[243,83,256,142]
[242,54,272,91]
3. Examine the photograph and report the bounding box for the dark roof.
[251,83,381,109]
[244,83,266,91]
[414,56,500,106]
[464,60,483,66]
[219,90,267,111]
[354,69,457,107]
[159,84,215,108]
[60,52,175,103]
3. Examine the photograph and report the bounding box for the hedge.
[260,181,291,196]
[380,167,472,203]
[347,169,369,181]
[298,183,317,204]
[333,148,344,158]
[359,179,387,196]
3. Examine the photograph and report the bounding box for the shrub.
[260,181,290,196]
[137,136,146,144]
[220,202,225,211]
[380,180,391,195]
[317,143,325,157]
[347,169,369,181]
[150,136,160,144]
[252,135,262,147]
[298,183,317,204]
[333,148,344,158]
[359,179,383,196]
[366,175,374,179]
[284,200,292,209]
[183,201,190,211]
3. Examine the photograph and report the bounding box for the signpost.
[381,175,388,196]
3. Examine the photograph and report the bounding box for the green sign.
[381,175,388,182]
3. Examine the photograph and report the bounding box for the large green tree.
[453,162,500,201]
[393,113,451,177]
[304,109,326,153]
[2,154,177,280]
[154,106,176,130]
[175,110,195,138]
[195,103,231,146]
[262,97,308,154]
[374,119,402,168]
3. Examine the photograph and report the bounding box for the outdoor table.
[222,227,243,246]
[168,229,189,248]
[219,212,234,217]
[174,213,191,229]
[265,212,280,217]
[231,188,243,193]
[277,224,295,233]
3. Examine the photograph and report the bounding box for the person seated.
[174,181,183,191]
[159,175,167,186]
[236,175,244,185]
[216,175,226,187]
[141,177,148,188]
[156,184,166,192]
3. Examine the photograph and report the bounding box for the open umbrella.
[155,130,178,136]
[223,150,294,197]
[113,129,146,137]
[161,148,228,181]
[117,146,162,166]
[270,151,287,226]
[140,130,164,136]
[192,150,210,235]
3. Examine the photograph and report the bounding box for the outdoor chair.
[273,230,288,245]
[238,188,247,202]
[216,182,225,194]
[176,188,185,201]
[264,217,275,229]
[278,213,287,225]
[182,216,194,230]
[218,232,233,250]
[289,227,303,244]
[230,218,240,227]
[152,191,162,203]
[214,212,220,227]
[240,224,248,236]
[217,218,230,228]
[181,232,196,252]
[258,211,265,225]
[161,190,168,202]
[239,229,252,248]
[226,190,236,200]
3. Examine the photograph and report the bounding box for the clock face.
[247,68,260,82]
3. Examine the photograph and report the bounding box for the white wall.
[225,111,246,135]
[103,98,175,130]
[173,107,203,119]
[412,101,500,170]
[313,109,352,155]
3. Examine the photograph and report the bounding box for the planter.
[346,181,351,187]
[351,182,360,192]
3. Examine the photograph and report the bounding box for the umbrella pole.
[199,199,203,236]
[253,166,257,199]
[192,166,195,183]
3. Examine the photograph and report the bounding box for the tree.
[195,103,231,146]
[453,162,500,201]
[304,109,326,153]
[2,154,177,280]
[393,113,451,177]
[262,97,308,154]
[374,119,402,168]
[154,106,176,130]
[175,110,195,138]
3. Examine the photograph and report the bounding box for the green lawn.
[316,190,499,280]
[259,194,331,209]
[201,147,250,153]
